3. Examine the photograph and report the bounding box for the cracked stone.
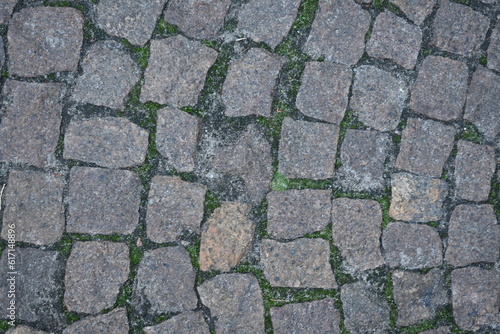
[6,326,50,334]
[389,0,436,25]
[143,311,209,334]
[63,308,129,334]
[0,0,16,24]
[487,22,500,72]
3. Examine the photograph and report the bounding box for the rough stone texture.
[71,40,140,109]
[0,39,4,70]
[395,118,455,177]
[96,0,167,46]
[341,282,391,334]
[199,202,254,271]
[62,308,129,334]
[390,0,436,25]
[156,107,201,172]
[331,199,385,273]
[295,61,352,124]
[7,7,83,77]
[0,80,63,167]
[198,274,265,334]
[393,269,448,327]
[304,0,371,65]
[0,0,17,24]
[382,222,442,269]
[261,238,337,288]
[431,0,490,57]
[452,267,500,331]
[164,0,231,39]
[454,140,496,202]
[487,22,500,72]
[367,11,422,69]
[143,311,210,334]
[445,204,499,267]
[350,65,408,131]
[6,326,50,334]
[420,328,451,334]
[389,173,448,222]
[141,36,218,107]
[271,299,341,334]
[63,116,149,168]
[238,0,302,48]
[66,167,140,235]
[278,118,339,179]
[222,48,282,117]
[266,189,331,239]
[146,176,206,243]
[64,241,129,314]
[410,56,468,121]
[1,170,64,246]
[336,129,390,191]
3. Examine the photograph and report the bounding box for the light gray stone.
[6,326,50,334]
[487,21,500,72]
[63,308,129,334]
[0,0,17,24]
[143,311,210,334]
[390,0,436,25]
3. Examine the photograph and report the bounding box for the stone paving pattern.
[0,0,498,333]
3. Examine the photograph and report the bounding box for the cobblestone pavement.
[0,0,499,333]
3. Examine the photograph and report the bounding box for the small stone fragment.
[0,0,17,24]
[143,311,210,334]
[6,326,50,334]
[389,0,436,25]
[63,308,129,334]
[487,22,500,72]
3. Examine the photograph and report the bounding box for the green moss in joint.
[0,320,12,332]
[451,0,471,6]
[155,19,179,37]
[186,238,201,270]
[1,69,8,78]
[384,273,398,327]
[204,190,221,220]
[54,235,73,257]
[455,122,481,144]
[257,110,286,143]
[180,106,205,118]
[427,221,439,229]
[400,319,435,333]
[83,19,105,41]
[340,109,365,130]
[65,311,80,325]
[488,176,500,219]
[479,55,487,66]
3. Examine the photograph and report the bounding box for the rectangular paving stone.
[143,311,210,334]
[62,308,129,334]
[487,22,500,72]
[390,0,436,25]
[6,326,50,334]
[0,0,17,24]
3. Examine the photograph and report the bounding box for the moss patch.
[455,122,482,144]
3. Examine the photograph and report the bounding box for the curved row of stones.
[0,0,499,333]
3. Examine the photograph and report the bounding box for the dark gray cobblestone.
[389,0,436,25]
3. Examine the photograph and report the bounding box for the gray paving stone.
[67,167,141,235]
[271,299,341,334]
[350,65,408,132]
[62,308,129,334]
[389,0,436,25]
[198,274,265,334]
[1,170,64,246]
[431,0,490,57]
[331,198,385,273]
[395,118,455,177]
[304,0,370,65]
[445,204,499,267]
[266,189,331,239]
[0,0,16,24]
[222,48,282,117]
[63,116,149,168]
[382,222,442,269]
[420,328,451,334]
[295,61,352,125]
[367,11,422,69]
[141,36,218,107]
[410,56,468,121]
[64,241,129,314]
[143,311,210,334]
[0,39,4,70]
[7,7,83,77]
[261,238,337,288]
[96,0,167,46]
[0,80,63,167]
[146,176,206,243]
[278,118,339,179]
[393,269,448,327]
[6,326,49,334]
[487,22,500,72]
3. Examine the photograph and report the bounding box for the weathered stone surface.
[395,118,455,177]
[96,0,167,46]
[337,129,390,191]
[0,0,17,24]
[6,326,49,334]
[164,0,231,39]
[350,65,408,131]
[71,40,140,109]
[64,241,129,314]
[64,116,149,168]
[7,7,83,76]
[367,11,422,69]
[420,328,451,334]
[278,118,339,179]
[454,140,496,202]
[331,198,385,272]
[410,56,468,121]
[199,202,254,271]
[266,190,331,239]
[198,274,265,334]
[0,39,4,70]
[389,173,448,222]
[487,22,500,72]
[67,167,140,235]
[141,36,218,106]
[63,308,129,334]
[445,204,499,267]
[146,176,206,243]
[393,269,448,327]
[304,0,370,65]
[1,170,64,245]
[390,0,436,25]
[341,282,391,334]
[238,0,301,48]
[431,0,489,57]
[295,61,352,124]
[261,238,336,288]
[382,222,442,269]
[143,311,210,334]
[452,267,500,331]
[271,299,341,334]
[222,48,281,117]
[0,80,62,167]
